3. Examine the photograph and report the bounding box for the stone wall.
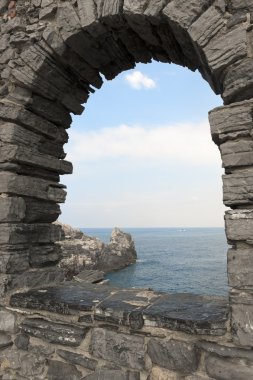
[0,0,253,378]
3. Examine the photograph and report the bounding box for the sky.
[60,61,225,228]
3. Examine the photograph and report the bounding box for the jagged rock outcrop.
[56,222,137,278]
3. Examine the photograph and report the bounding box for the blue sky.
[60,61,224,228]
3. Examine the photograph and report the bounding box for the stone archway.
[0,0,253,377]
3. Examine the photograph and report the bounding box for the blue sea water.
[81,228,229,296]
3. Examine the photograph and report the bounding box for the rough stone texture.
[20,318,88,347]
[84,369,140,380]
[10,283,229,335]
[47,360,83,380]
[147,338,200,374]
[0,0,252,377]
[90,328,146,370]
[205,355,253,380]
[56,223,137,277]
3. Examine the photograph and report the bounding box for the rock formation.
[56,222,137,278]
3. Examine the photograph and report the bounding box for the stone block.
[163,0,212,29]
[147,338,200,374]
[0,196,26,222]
[225,210,253,242]
[14,334,30,350]
[0,223,61,245]
[147,367,181,380]
[0,172,66,203]
[230,0,253,11]
[0,104,59,140]
[0,309,16,333]
[230,290,253,347]
[57,349,98,370]
[223,170,253,207]
[90,328,146,370]
[209,100,253,145]
[21,318,88,347]
[0,144,72,175]
[198,340,253,360]
[189,5,225,47]
[0,332,12,350]
[0,248,29,274]
[29,244,61,267]
[84,370,140,380]
[220,139,253,168]
[228,248,253,288]
[143,292,228,335]
[223,58,253,104]
[47,360,82,380]
[203,25,247,73]
[205,355,253,379]
[6,268,65,292]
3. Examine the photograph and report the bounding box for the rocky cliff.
[56,223,137,279]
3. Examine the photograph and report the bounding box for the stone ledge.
[10,283,229,336]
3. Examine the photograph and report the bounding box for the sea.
[81,227,229,296]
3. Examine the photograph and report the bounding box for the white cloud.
[125,70,156,90]
[66,121,221,166]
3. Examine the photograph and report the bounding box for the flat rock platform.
[10,283,229,336]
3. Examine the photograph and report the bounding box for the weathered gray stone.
[206,355,253,380]
[57,349,98,370]
[147,367,182,380]
[163,0,212,29]
[0,332,12,350]
[189,6,225,47]
[223,58,253,104]
[228,248,253,289]
[90,328,145,370]
[147,338,200,374]
[223,170,253,207]
[47,360,82,380]
[84,370,140,380]
[0,309,16,333]
[230,0,253,11]
[198,341,253,360]
[20,318,88,347]
[225,210,253,242]
[231,300,253,347]
[220,139,253,168]
[209,100,253,145]
[14,334,30,351]
[203,25,247,73]
[0,196,26,222]
[0,172,66,203]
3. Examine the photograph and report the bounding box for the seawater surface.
[81,228,229,296]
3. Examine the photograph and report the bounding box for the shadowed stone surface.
[10,283,228,335]
[147,338,200,374]
[20,318,89,347]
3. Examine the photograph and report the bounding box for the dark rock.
[10,283,115,314]
[90,328,145,371]
[129,311,144,330]
[82,370,140,380]
[0,332,12,350]
[47,360,82,380]
[198,341,253,360]
[20,318,88,347]
[205,355,253,380]
[147,338,200,374]
[143,293,228,335]
[14,334,30,350]
[57,349,98,370]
